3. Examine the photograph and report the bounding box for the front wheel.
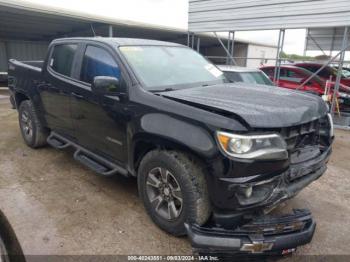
[138,150,211,236]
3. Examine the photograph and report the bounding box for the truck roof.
[52,37,183,47]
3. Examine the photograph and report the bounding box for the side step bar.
[47,132,128,177]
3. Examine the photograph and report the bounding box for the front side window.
[50,44,77,77]
[80,45,121,84]
[119,46,225,91]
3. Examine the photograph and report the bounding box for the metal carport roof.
[305,27,350,52]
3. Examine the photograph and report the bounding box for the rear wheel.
[138,150,211,236]
[18,100,48,148]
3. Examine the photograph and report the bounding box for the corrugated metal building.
[0,0,277,72]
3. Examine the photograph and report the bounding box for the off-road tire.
[18,100,48,148]
[138,150,211,236]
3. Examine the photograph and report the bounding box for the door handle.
[72,92,84,99]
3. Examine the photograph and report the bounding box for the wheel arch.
[130,133,214,176]
[129,113,218,175]
[14,91,30,109]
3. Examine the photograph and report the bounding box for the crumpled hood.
[161,83,328,128]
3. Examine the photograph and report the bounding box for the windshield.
[119,46,226,91]
[224,71,274,86]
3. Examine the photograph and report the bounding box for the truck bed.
[8,59,44,101]
[9,59,43,73]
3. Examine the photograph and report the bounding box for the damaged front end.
[186,114,333,255]
[186,209,315,255]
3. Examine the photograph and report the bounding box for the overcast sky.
[25,0,315,55]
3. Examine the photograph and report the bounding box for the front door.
[70,44,128,164]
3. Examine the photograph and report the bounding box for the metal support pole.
[303,29,309,57]
[108,25,113,37]
[226,32,231,65]
[273,30,282,82]
[230,31,235,65]
[274,29,285,83]
[276,29,285,83]
[331,27,348,115]
[191,33,195,49]
[330,27,336,57]
[213,32,237,65]
[226,31,235,65]
[197,37,201,52]
[187,32,190,47]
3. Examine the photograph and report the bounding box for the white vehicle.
[218,65,274,86]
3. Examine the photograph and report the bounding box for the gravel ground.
[0,93,349,259]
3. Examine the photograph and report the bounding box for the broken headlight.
[216,131,288,160]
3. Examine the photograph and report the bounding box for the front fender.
[139,113,218,158]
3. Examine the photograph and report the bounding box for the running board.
[47,132,128,177]
[47,132,70,149]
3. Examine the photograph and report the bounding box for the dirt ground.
[0,92,349,257]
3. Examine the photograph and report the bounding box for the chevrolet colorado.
[8,38,333,255]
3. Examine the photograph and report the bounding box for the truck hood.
[161,83,328,128]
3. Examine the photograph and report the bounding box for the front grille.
[255,115,331,153]
[281,119,321,151]
[284,116,331,152]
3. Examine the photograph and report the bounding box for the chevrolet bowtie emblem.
[240,241,274,253]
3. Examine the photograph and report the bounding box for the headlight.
[216,131,287,160]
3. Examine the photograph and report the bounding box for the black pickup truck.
[8,37,333,255]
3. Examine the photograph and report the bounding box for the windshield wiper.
[149,88,177,93]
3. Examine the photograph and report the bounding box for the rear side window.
[50,44,77,77]
[80,45,120,84]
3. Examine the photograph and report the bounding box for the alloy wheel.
[146,167,183,220]
[20,111,33,139]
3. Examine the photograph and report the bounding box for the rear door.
[40,43,79,139]
[70,43,128,164]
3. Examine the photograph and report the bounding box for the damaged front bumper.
[213,146,331,228]
[186,209,315,255]
[187,146,331,255]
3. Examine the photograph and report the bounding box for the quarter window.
[80,45,120,84]
[50,44,77,77]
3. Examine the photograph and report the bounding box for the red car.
[261,65,350,111]
[260,65,350,95]
[294,63,350,87]
[261,65,326,95]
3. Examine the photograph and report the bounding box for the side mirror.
[92,76,120,95]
